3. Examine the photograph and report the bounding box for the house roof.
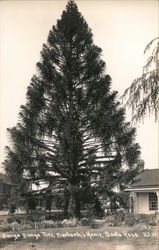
[126,169,159,191]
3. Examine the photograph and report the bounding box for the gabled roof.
[126,169,159,191]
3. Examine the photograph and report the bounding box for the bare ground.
[0,225,158,250]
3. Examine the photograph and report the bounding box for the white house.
[125,169,159,214]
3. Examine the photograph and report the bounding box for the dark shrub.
[135,213,157,226]
[80,218,91,226]
[90,219,105,229]
[107,209,125,226]
[9,204,16,214]
[124,212,136,226]
[91,220,99,229]
[7,215,16,224]
[27,196,38,212]
[14,215,25,224]
[44,211,64,221]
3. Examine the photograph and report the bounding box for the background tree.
[3,146,29,212]
[0,173,12,210]
[122,37,159,123]
[3,0,142,218]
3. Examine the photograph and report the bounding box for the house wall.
[134,192,159,214]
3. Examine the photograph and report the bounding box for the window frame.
[149,192,158,211]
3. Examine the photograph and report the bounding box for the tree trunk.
[66,184,81,219]
[64,191,70,218]
[74,196,81,219]
[68,193,75,218]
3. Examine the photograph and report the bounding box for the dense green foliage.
[3,0,142,217]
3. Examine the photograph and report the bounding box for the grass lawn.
[0,224,159,250]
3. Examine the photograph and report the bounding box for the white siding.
[134,192,158,214]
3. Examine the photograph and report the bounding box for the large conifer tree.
[4,0,142,217]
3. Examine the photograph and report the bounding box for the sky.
[0,0,158,170]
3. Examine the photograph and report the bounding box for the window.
[149,192,158,211]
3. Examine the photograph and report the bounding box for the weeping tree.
[3,0,142,218]
[122,37,159,123]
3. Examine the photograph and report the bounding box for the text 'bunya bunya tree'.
[4,0,142,218]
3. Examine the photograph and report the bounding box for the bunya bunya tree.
[3,0,143,218]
